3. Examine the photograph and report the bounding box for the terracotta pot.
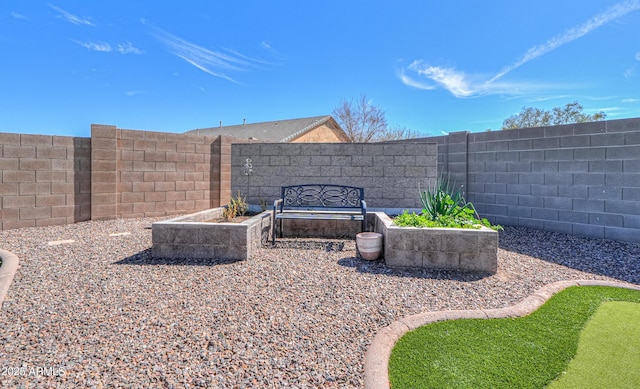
[356,232,383,260]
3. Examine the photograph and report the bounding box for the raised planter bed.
[369,212,498,273]
[152,208,272,261]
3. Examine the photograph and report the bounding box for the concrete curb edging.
[0,249,19,309]
[363,279,640,389]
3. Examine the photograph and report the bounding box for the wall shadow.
[499,226,640,285]
[114,248,242,267]
[72,137,92,222]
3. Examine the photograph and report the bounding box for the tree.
[332,95,419,142]
[502,101,606,130]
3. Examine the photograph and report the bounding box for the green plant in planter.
[395,174,503,231]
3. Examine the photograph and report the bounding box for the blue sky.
[2,1,640,138]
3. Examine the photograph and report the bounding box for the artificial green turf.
[388,286,640,389]
[547,301,640,389]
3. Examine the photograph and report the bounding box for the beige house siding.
[291,124,350,143]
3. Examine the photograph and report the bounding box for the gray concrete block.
[559,185,588,199]
[572,224,605,239]
[507,162,531,172]
[485,183,507,194]
[519,195,544,208]
[574,173,604,186]
[559,210,589,224]
[507,184,531,195]
[531,185,558,197]
[573,121,605,135]
[604,227,639,243]
[606,173,640,187]
[508,206,532,218]
[544,149,574,160]
[588,187,622,201]
[560,135,590,148]
[484,162,507,172]
[544,125,572,138]
[518,218,544,229]
[606,199,640,215]
[559,161,589,172]
[573,199,604,213]
[624,215,640,229]
[623,188,640,201]
[606,145,640,160]
[486,140,509,151]
[384,248,422,268]
[543,220,573,234]
[544,197,573,210]
[495,172,519,184]
[574,147,605,161]
[518,173,545,184]
[532,207,558,221]
[484,204,508,216]
[589,160,623,173]
[626,132,640,145]
[423,251,459,269]
[518,150,545,161]
[591,133,625,146]
[496,152,519,162]
[495,194,519,206]
[623,160,640,172]
[509,139,532,150]
[589,212,623,227]
[544,172,573,185]
[532,137,560,149]
[532,161,559,172]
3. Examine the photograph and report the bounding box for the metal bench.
[272,184,367,244]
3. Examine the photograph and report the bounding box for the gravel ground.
[1,217,638,388]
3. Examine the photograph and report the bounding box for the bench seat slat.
[275,212,364,221]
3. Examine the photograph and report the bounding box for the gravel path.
[1,218,638,388]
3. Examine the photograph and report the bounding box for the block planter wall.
[151,208,272,261]
[370,212,498,273]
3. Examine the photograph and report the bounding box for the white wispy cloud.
[622,98,639,102]
[636,52,640,61]
[72,40,111,52]
[48,4,94,26]
[148,24,267,83]
[400,0,640,98]
[72,39,142,55]
[117,42,143,55]
[11,11,27,20]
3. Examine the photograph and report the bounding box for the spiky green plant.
[419,173,476,221]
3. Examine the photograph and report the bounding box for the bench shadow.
[499,226,640,285]
[267,239,347,252]
[114,249,242,266]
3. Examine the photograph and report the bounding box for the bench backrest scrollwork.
[280,184,364,209]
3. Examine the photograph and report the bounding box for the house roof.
[185,115,343,142]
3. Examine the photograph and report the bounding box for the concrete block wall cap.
[363,279,640,389]
[0,249,20,309]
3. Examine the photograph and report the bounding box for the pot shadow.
[114,249,242,266]
[498,226,640,285]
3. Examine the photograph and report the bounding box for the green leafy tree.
[333,95,419,142]
[502,101,606,130]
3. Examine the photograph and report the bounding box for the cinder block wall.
[230,142,439,210]
[414,118,640,242]
[91,124,220,220]
[0,132,91,230]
